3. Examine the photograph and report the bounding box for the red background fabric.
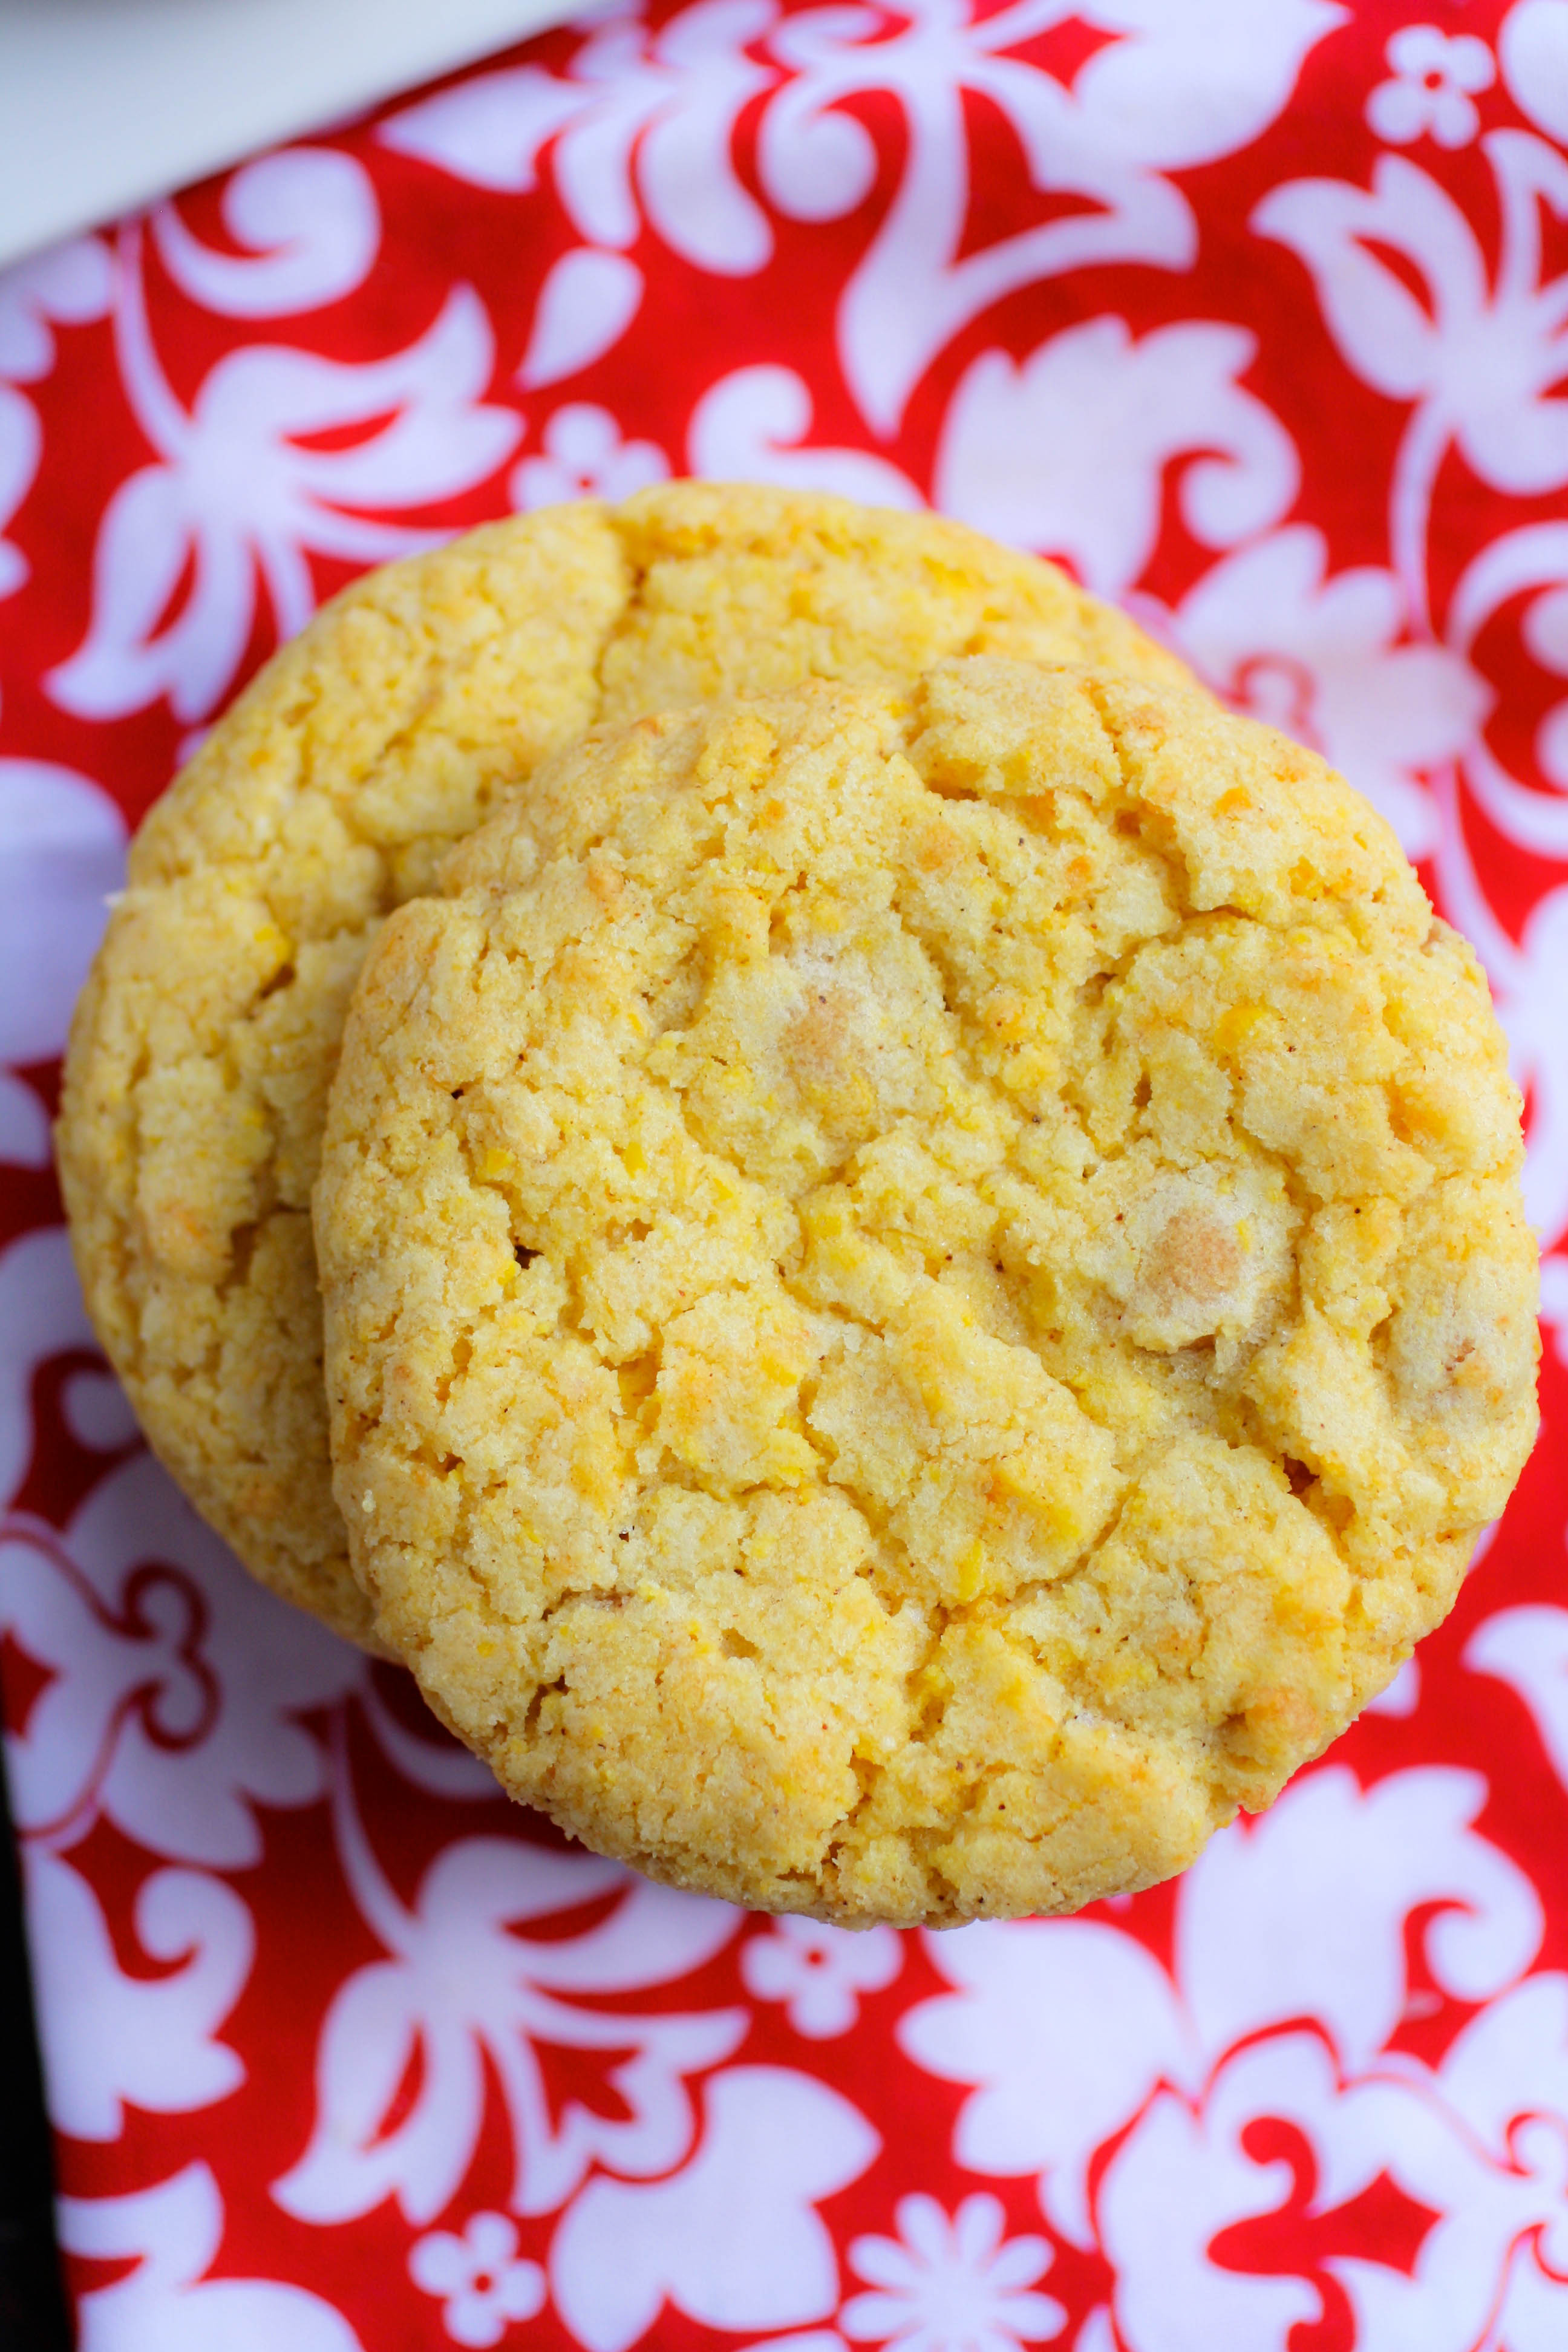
[3,5,1568,2346]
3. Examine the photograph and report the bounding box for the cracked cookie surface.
[316,663,1538,1923]
[57,485,1183,1648]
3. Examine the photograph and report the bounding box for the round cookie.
[316,662,1539,1924]
[57,484,1188,1649]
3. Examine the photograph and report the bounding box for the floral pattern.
[48,241,518,725]
[1367,25,1497,150]
[273,1736,745,2227]
[0,237,113,601]
[2,4,1565,2347]
[841,2194,1064,2352]
[410,2211,547,2347]
[741,1916,904,2038]
[512,401,670,507]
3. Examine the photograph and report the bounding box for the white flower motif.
[48,227,519,725]
[410,2212,546,2348]
[0,756,125,1165]
[896,1769,1564,2348]
[1469,1603,1568,1788]
[1096,1993,1568,2352]
[551,2067,880,2352]
[1367,24,1495,151]
[1416,535,1568,1247]
[511,403,669,509]
[0,1449,364,1867]
[0,1229,95,1509]
[388,0,1341,437]
[1442,527,1568,864]
[382,0,777,277]
[1502,0,1568,149]
[150,148,379,318]
[742,1916,904,2037]
[24,1847,252,2143]
[0,236,113,380]
[841,2193,1065,2352]
[59,2165,365,2351]
[759,0,1344,436]
[689,365,923,508]
[0,235,113,596]
[274,1734,743,2227]
[935,315,1296,599]
[903,1768,1543,2254]
[1169,525,1488,860]
[518,247,645,390]
[1254,130,1568,626]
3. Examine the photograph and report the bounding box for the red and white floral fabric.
[3,4,1567,2345]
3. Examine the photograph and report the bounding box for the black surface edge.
[0,1739,71,2349]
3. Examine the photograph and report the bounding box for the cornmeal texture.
[318,664,1539,1924]
[58,485,1184,1647]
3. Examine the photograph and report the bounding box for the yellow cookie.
[58,485,1186,1648]
[316,663,1538,1924]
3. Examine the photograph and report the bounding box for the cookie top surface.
[317,662,1538,1924]
[57,484,1184,1647]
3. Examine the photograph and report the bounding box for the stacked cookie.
[59,485,1539,1925]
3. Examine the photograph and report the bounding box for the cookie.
[316,663,1539,1924]
[57,485,1187,1648]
